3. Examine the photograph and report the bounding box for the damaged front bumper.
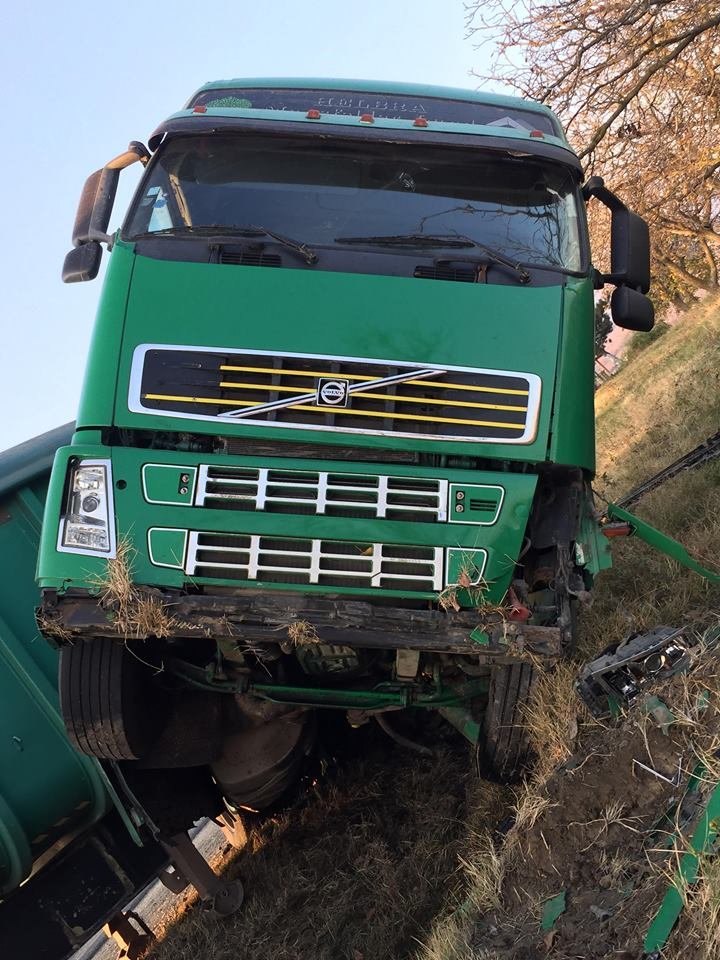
[38,587,562,662]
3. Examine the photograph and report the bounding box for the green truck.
[37,79,654,808]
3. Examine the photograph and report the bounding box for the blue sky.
[0,1,493,451]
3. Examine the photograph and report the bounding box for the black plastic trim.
[146,115,583,172]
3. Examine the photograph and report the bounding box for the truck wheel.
[59,636,158,760]
[482,662,538,781]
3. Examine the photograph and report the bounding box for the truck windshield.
[124,134,584,272]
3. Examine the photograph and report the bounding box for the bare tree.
[466,1,720,306]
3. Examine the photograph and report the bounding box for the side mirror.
[610,285,654,332]
[583,177,650,293]
[64,141,150,283]
[72,167,120,247]
[62,242,103,283]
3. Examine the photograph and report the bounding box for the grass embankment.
[149,730,508,960]
[150,296,719,960]
[586,292,720,651]
[421,294,720,959]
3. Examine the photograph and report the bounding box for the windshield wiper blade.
[141,225,250,237]
[335,232,531,283]
[335,233,475,249]
[134,224,318,264]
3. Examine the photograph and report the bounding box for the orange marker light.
[306,109,321,119]
[359,113,374,123]
[602,523,633,539]
[413,117,428,127]
[193,105,207,114]
[529,129,545,138]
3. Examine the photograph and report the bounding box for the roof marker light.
[413,117,429,128]
[529,129,545,138]
[193,105,207,114]
[359,113,374,123]
[306,109,321,119]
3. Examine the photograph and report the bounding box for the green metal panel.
[38,444,538,606]
[644,771,720,952]
[98,244,562,463]
[0,429,110,896]
[547,277,596,472]
[143,464,197,506]
[608,503,720,583]
[75,241,136,430]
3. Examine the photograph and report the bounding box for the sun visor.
[147,115,582,173]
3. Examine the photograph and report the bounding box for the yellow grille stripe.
[143,394,525,430]
[218,381,527,413]
[145,394,258,407]
[219,364,529,397]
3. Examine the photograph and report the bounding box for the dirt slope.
[420,295,720,959]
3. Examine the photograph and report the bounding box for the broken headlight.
[58,459,116,555]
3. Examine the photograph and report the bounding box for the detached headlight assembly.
[58,459,116,556]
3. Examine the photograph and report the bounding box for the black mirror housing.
[71,169,103,247]
[610,285,655,332]
[610,209,650,293]
[72,167,120,247]
[62,242,102,283]
[583,177,651,293]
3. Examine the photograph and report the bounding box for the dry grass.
[92,538,188,639]
[594,292,720,500]
[522,661,582,782]
[417,780,510,960]
[579,294,720,663]
[667,854,720,960]
[286,619,320,646]
[420,296,720,959]
[36,610,74,642]
[151,734,500,960]
[438,556,501,613]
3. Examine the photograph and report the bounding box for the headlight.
[58,459,116,555]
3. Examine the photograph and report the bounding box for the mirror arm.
[582,176,627,213]
[86,228,114,247]
[584,177,625,287]
[72,142,150,251]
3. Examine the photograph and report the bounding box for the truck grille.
[195,465,447,522]
[131,346,540,444]
[186,532,444,592]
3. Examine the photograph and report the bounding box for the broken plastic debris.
[541,890,566,930]
[641,695,675,734]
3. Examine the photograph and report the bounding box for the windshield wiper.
[134,224,318,265]
[335,233,475,249]
[334,233,531,283]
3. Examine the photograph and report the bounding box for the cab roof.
[148,77,577,166]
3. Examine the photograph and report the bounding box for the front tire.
[59,636,159,760]
[482,662,538,781]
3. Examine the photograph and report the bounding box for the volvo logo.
[316,378,350,407]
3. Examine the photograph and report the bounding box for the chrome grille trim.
[186,532,445,592]
[129,344,542,445]
[194,465,448,522]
